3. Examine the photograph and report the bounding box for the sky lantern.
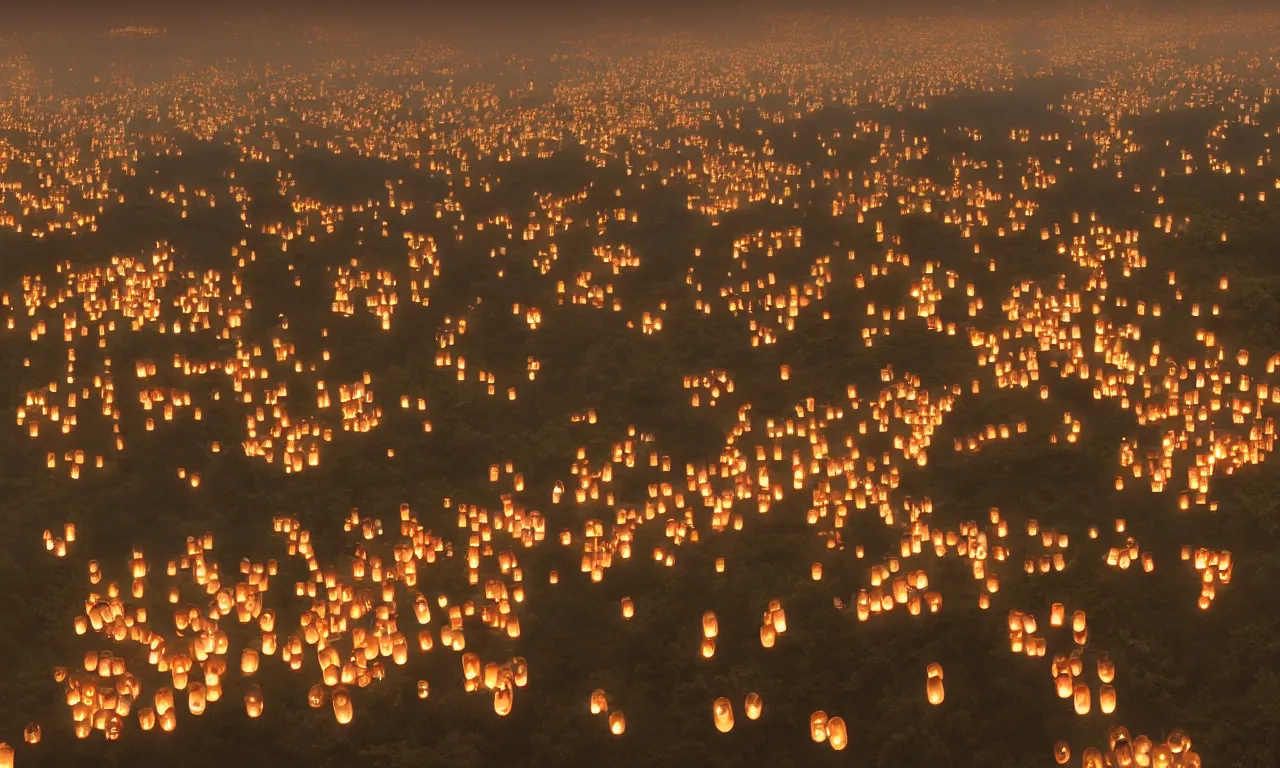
[494,686,514,716]
[712,697,734,732]
[810,710,828,743]
[332,687,353,724]
[1099,685,1116,714]
[826,717,848,750]
[1073,684,1091,715]
[608,711,626,735]
[188,682,207,716]
[702,611,718,638]
[245,685,264,718]
[1097,653,1115,684]
[926,664,945,705]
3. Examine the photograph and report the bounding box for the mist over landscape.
[1,3,1279,767]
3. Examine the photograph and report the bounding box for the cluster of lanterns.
[4,8,1278,768]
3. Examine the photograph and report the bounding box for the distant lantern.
[712,697,734,733]
[809,710,828,743]
[590,689,608,715]
[1073,683,1091,715]
[926,668,945,705]
[702,611,718,638]
[188,682,207,715]
[1099,685,1116,714]
[826,717,848,750]
[1166,729,1191,754]
[245,684,264,718]
[1056,672,1073,699]
[332,687,354,724]
[608,711,626,735]
[494,686,514,717]
[1097,653,1115,684]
